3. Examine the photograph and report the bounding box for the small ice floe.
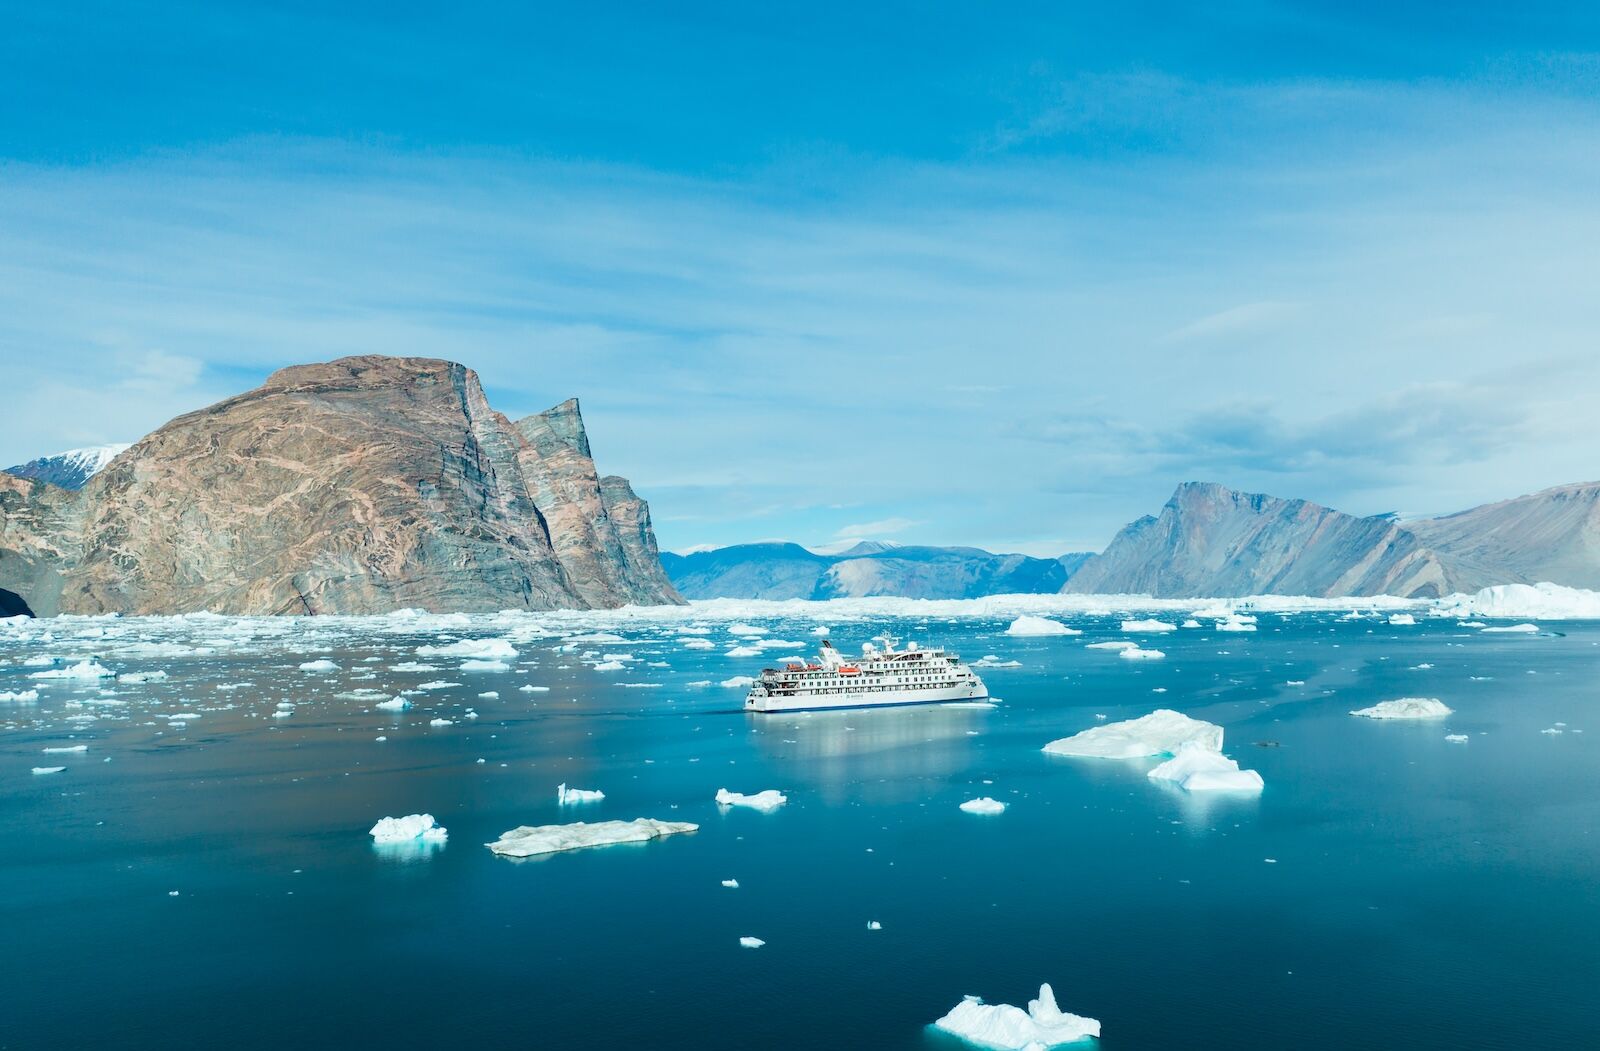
[298,659,339,672]
[1121,618,1176,633]
[557,783,605,804]
[973,655,1022,668]
[720,676,756,689]
[389,661,438,672]
[1147,742,1263,792]
[461,659,512,672]
[681,637,716,651]
[1458,621,1487,628]
[416,681,462,691]
[721,879,739,888]
[811,625,831,636]
[1445,734,1469,744]
[1118,646,1164,660]
[375,697,412,711]
[1388,613,1417,626]
[1181,619,1203,628]
[370,814,449,844]
[1215,614,1257,632]
[477,691,499,699]
[1481,623,1540,634]
[959,797,1007,815]
[32,766,66,775]
[429,718,453,727]
[727,623,766,637]
[716,788,788,812]
[485,818,698,857]
[118,670,168,684]
[1045,709,1222,758]
[1004,615,1078,637]
[0,689,41,703]
[867,920,882,930]
[518,685,551,693]
[1541,726,1564,735]
[417,638,518,659]
[932,983,1100,1050]
[1350,698,1453,720]
[724,646,762,659]
[42,744,89,754]
[1085,641,1136,651]
[31,660,115,680]
[271,709,292,719]
[739,937,765,949]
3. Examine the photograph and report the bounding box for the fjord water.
[3,609,1597,1049]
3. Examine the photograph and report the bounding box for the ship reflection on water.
[745,702,989,804]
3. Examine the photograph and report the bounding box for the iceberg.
[1445,734,1469,744]
[739,937,765,949]
[1044,710,1223,759]
[932,983,1100,1049]
[721,879,739,888]
[1480,623,1540,634]
[1215,615,1257,632]
[428,718,453,727]
[959,796,1007,815]
[416,638,519,659]
[1147,741,1263,792]
[1181,619,1202,628]
[1438,582,1600,620]
[1005,615,1078,637]
[724,646,762,658]
[369,814,449,843]
[681,638,716,650]
[375,697,412,711]
[460,659,512,672]
[486,818,698,857]
[0,689,40,702]
[1117,646,1164,660]
[716,788,787,812]
[1388,613,1416,626]
[32,766,67,775]
[42,745,89,754]
[30,660,115,680]
[867,920,882,930]
[298,659,339,671]
[1350,697,1453,720]
[1121,619,1176,633]
[557,783,605,804]
[720,676,756,689]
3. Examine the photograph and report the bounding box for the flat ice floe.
[1044,710,1223,759]
[716,788,787,811]
[1388,613,1417,625]
[30,660,115,680]
[1005,615,1078,636]
[1121,618,1176,633]
[1480,623,1540,634]
[1147,742,1263,792]
[1350,697,1453,720]
[1117,646,1164,660]
[370,814,449,843]
[932,983,1100,1049]
[959,796,1007,815]
[739,936,765,948]
[1085,641,1136,651]
[42,744,89,754]
[416,638,518,659]
[485,818,698,858]
[298,659,339,671]
[32,766,67,775]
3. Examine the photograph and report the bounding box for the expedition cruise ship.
[744,636,988,713]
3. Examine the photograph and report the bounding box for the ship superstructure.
[744,635,988,713]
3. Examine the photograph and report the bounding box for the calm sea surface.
[3,605,1596,1049]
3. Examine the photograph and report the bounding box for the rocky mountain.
[0,356,681,616]
[1403,480,1600,590]
[660,541,1090,600]
[1065,479,1600,599]
[5,443,131,490]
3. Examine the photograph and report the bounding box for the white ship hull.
[745,680,988,714]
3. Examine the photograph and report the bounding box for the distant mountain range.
[1065,479,1600,598]
[5,444,131,490]
[661,541,1095,600]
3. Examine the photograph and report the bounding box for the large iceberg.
[1005,615,1078,637]
[1147,742,1263,792]
[1437,582,1600,620]
[1044,710,1223,759]
[932,983,1100,1049]
[369,814,449,843]
[715,788,788,811]
[486,818,698,858]
[1350,697,1453,720]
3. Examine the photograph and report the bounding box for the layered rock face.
[0,356,680,615]
[0,473,85,616]
[1404,480,1600,590]
[1064,482,1492,599]
[512,399,679,607]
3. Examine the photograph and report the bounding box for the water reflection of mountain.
[746,703,988,804]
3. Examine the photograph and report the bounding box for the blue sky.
[3,3,1599,554]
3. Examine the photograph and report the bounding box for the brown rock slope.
[0,356,681,615]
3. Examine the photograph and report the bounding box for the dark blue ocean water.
[2,608,1597,1049]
